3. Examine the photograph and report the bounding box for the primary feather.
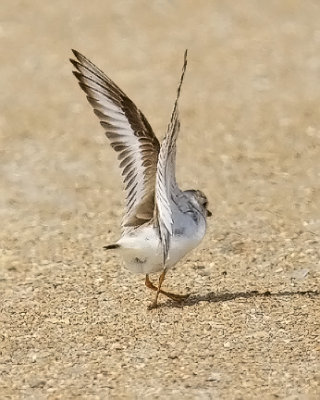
[155,50,188,263]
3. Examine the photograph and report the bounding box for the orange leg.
[145,273,189,308]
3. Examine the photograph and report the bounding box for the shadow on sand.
[161,289,320,309]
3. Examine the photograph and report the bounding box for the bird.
[70,49,211,308]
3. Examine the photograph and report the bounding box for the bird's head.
[184,189,212,218]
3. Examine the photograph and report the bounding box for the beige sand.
[1,1,319,398]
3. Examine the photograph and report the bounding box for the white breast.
[117,211,206,274]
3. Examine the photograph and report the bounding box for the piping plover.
[70,50,211,308]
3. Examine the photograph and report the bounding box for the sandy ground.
[1,1,320,399]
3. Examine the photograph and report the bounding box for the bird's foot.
[145,273,189,309]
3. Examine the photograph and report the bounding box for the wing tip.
[72,70,82,80]
[71,48,81,60]
[103,244,121,250]
[70,49,91,70]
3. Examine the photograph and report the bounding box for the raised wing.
[156,50,188,264]
[70,50,160,228]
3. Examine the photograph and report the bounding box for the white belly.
[117,214,206,274]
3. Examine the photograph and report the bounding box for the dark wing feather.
[70,50,160,228]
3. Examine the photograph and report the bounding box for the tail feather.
[103,244,120,250]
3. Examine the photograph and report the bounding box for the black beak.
[207,209,212,217]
